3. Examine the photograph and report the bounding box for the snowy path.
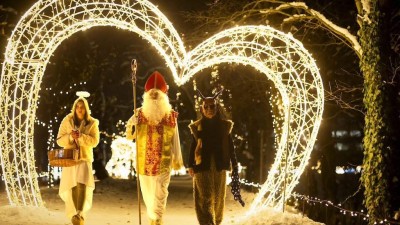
[0,175,323,225]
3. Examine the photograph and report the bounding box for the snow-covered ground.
[0,175,323,225]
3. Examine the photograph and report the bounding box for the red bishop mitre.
[144,71,168,93]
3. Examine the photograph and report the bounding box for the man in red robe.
[126,71,183,225]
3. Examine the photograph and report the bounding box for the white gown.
[57,114,99,219]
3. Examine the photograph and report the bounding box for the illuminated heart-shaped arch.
[0,0,323,215]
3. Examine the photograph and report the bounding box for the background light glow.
[0,0,323,216]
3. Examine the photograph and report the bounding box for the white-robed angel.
[126,71,184,225]
[56,92,100,225]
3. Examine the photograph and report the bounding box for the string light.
[179,24,324,214]
[0,0,323,216]
[34,82,90,187]
[105,136,136,179]
[291,193,399,225]
[104,135,187,179]
[37,92,181,181]
[237,179,399,225]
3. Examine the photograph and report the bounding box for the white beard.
[141,90,172,125]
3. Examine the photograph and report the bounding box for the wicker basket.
[48,148,80,167]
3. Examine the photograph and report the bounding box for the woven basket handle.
[73,138,80,148]
[51,132,80,150]
[73,135,80,160]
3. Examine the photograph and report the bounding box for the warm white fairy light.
[0,0,323,216]
[181,25,324,214]
[291,193,399,224]
[0,0,186,207]
[37,87,128,184]
[236,179,397,224]
[170,167,187,176]
[105,136,136,179]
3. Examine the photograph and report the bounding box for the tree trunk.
[359,1,392,223]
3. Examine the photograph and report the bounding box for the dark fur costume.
[189,117,237,225]
[193,165,226,225]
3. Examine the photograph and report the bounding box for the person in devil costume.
[188,89,244,225]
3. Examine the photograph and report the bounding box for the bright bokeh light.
[105,137,136,179]
[0,0,323,216]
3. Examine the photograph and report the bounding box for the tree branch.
[260,2,362,58]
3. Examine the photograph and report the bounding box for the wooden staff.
[131,59,141,225]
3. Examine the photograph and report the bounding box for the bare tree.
[183,0,364,112]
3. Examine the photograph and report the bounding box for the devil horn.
[213,88,224,100]
[197,89,206,100]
